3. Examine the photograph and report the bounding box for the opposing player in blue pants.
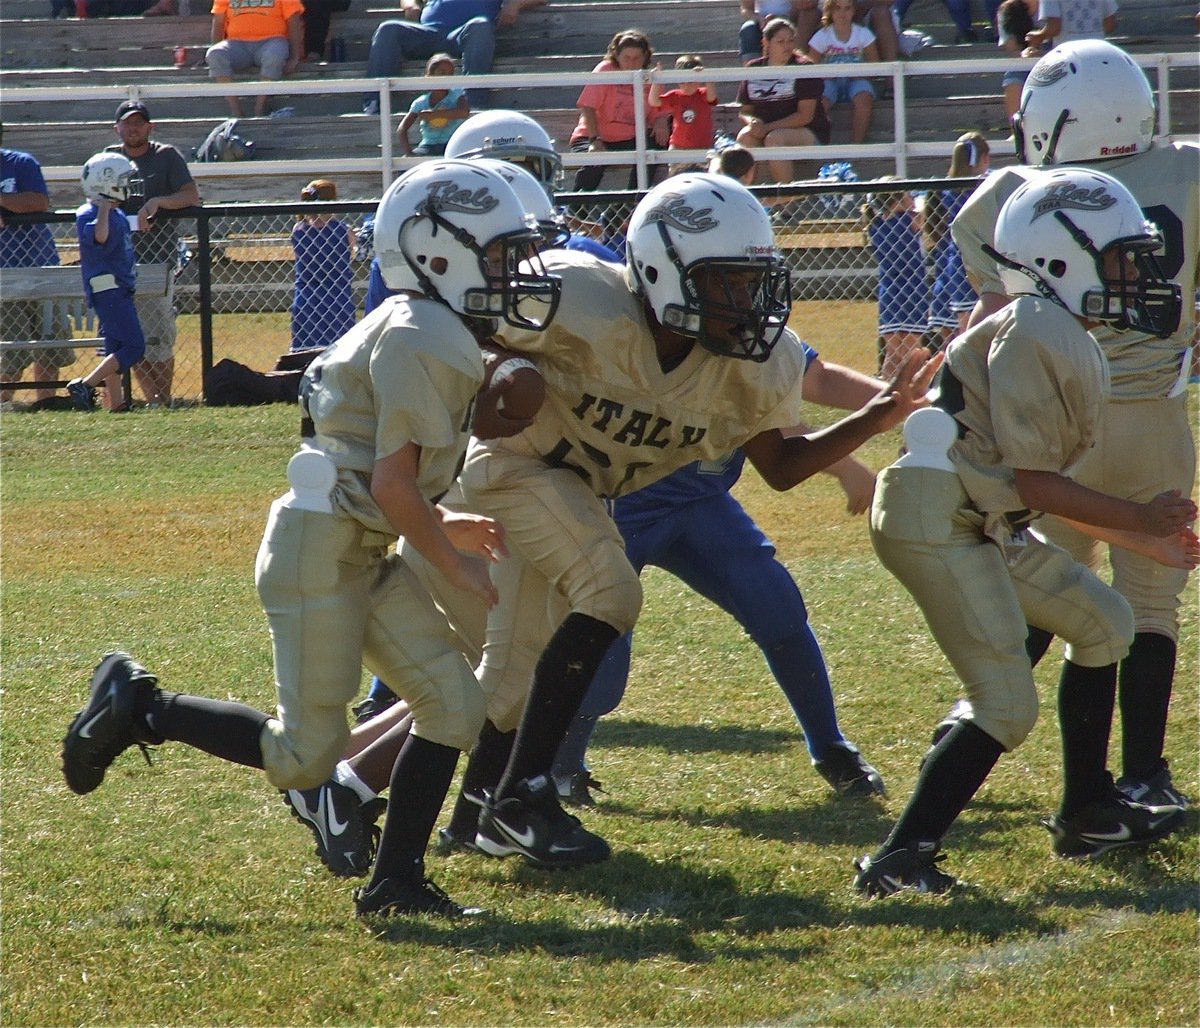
[551,341,889,806]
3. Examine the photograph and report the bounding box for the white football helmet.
[992,167,1181,337]
[625,173,791,362]
[470,158,570,249]
[1014,40,1155,166]
[373,159,560,330]
[80,152,144,203]
[444,110,563,199]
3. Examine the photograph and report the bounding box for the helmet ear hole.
[1047,259,1067,279]
[644,266,658,285]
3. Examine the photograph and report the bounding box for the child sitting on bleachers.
[806,0,879,144]
[396,54,470,157]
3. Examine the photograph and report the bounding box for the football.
[480,342,545,422]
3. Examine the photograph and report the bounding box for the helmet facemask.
[651,221,791,363]
[405,203,561,332]
[1075,229,1182,338]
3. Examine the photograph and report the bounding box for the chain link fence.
[1,175,978,406]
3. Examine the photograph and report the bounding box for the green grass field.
[2,353,1197,1026]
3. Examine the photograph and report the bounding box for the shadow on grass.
[362,848,1061,954]
[583,794,1037,852]
[596,718,799,755]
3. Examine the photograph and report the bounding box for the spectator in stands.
[1023,0,1116,53]
[290,178,355,352]
[789,0,899,60]
[69,152,146,413]
[301,0,350,61]
[863,181,928,378]
[397,53,470,156]
[648,55,718,174]
[362,0,545,113]
[924,130,989,348]
[0,128,73,406]
[807,0,879,143]
[569,29,670,191]
[893,0,1002,43]
[736,17,830,183]
[997,0,1038,118]
[207,0,304,118]
[738,0,814,63]
[105,100,200,407]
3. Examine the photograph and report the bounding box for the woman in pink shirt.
[570,29,669,190]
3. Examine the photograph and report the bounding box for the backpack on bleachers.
[194,118,256,162]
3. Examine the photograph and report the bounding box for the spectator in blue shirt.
[0,133,73,404]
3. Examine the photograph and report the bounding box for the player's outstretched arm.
[745,349,942,491]
[1045,521,1200,571]
[1015,472,1198,539]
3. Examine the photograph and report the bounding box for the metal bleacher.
[1,0,1196,203]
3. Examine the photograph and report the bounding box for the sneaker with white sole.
[1116,761,1190,812]
[814,741,886,798]
[283,782,386,878]
[62,651,161,795]
[475,774,611,868]
[853,841,956,898]
[1041,791,1185,859]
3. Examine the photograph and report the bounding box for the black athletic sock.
[143,690,269,768]
[1057,659,1118,819]
[446,720,515,838]
[369,734,459,887]
[1025,626,1055,667]
[495,612,619,800]
[1119,632,1176,780]
[883,719,1004,851]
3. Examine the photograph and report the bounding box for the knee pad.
[571,561,642,636]
[261,713,348,791]
[968,672,1039,752]
[404,650,487,752]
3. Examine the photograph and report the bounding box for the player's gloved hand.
[1138,489,1198,538]
[441,510,509,562]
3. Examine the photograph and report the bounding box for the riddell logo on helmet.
[647,194,718,232]
[1031,182,1117,220]
[425,180,499,214]
[1099,143,1138,156]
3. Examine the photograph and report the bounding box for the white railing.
[11,51,1196,193]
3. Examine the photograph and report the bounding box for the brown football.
[480,342,546,422]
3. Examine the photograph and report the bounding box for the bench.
[0,262,170,395]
